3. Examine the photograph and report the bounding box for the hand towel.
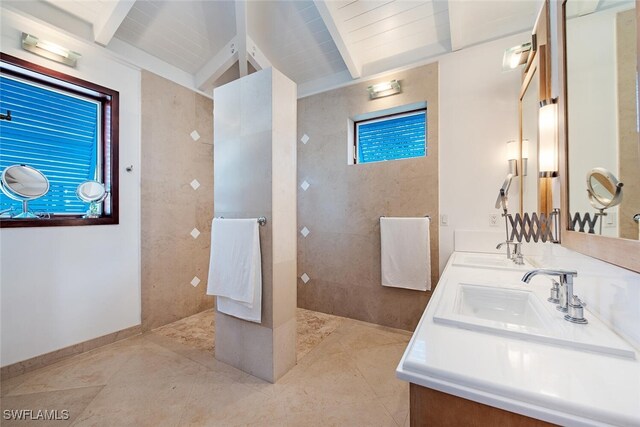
[380,217,431,291]
[207,218,262,323]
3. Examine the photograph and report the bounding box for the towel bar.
[380,215,431,220]
[215,216,267,226]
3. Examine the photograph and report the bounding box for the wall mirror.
[558,0,640,271]
[520,59,539,215]
[565,0,638,240]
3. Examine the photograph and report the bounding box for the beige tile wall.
[213,68,297,383]
[297,62,439,331]
[141,71,215,331]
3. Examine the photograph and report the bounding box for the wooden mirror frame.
[556,0,640,272]
[519,0,552,216]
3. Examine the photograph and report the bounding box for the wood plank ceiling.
[10,0,543,96]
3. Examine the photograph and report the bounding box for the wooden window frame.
[353,107,427,164]
[0,53,119,228]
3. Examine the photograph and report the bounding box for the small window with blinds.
[0,54,119,227]
[355,109,427,164]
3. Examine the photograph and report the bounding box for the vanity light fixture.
[522,139,529,176]
[506,140,519,176]
[21,33,81,67]
[502,42,532,71]
[506,140,529,176]
[538,99,558,177]
[367,80,401,100]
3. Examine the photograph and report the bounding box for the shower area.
[140,68,343,382]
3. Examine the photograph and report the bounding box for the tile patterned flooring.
[1,309,411,426]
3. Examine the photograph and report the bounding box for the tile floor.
[1,308,411,427]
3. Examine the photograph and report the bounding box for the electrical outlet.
[440,214,448,226]
[489,213,500,227]
[603,212,616,228]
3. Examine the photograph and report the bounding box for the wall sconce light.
[507,140,518,176]
[506,139,529,176]
[538,98,558,177]
[502,42,532,71]
[21,33,81,67]
[367,80,401,100]
[522,139,529,176]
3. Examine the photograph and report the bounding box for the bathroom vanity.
[396,249,640,426]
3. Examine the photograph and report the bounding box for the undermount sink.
[434,282,636,359]
[455,284,548,331]
[451,252,534,271]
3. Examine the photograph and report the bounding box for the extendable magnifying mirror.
[586,167,623,210]
[586,167,623,235]
[495,173,515,211]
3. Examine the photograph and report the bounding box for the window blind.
[356,110,426,164]
[0,74,99,215]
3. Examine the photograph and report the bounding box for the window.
[0,53,118,227]
[354,108,426,164]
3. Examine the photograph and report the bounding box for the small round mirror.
[76,181,107,218]
[76,181,107,203]
[1,164,49,200]
[586,167,623,209]
[1,165,49,218]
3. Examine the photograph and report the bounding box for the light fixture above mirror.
[503,42,533,71]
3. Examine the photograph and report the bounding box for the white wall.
[439,33,527,272]
[0,8,141,366]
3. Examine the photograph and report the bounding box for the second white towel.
[380,217,431,291]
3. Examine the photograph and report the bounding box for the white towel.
[207,218,262,323]
[380,217,431,291]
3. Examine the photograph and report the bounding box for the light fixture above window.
[502,42,532,71]
[21,33,81,67]
[367,80,401,100]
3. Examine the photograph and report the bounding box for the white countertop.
[396,251,640,427]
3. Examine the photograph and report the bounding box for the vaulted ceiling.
[3,0,543,97]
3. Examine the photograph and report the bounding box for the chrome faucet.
[496,241,524,265]
[496,241,513,261]
[522,269,587,324]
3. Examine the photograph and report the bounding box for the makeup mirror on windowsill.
[557,0,640,272]
[76,180,107,218]
[0,164,49,218]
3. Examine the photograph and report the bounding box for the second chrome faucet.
[522,269,588,324]
[496,241,524,265]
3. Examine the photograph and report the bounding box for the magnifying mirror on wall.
[76,180,107,218]
[0,164,49,218]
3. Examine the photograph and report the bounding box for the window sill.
[0,216,118,228]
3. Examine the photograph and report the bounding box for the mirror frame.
[519,57,537,216]
[557,0,640,272]
[519,0,553,216]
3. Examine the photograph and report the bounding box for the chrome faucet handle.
[565,295,588,324]
[512,242,524,265]
[522,269,578,314]
[547,280,560,304]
